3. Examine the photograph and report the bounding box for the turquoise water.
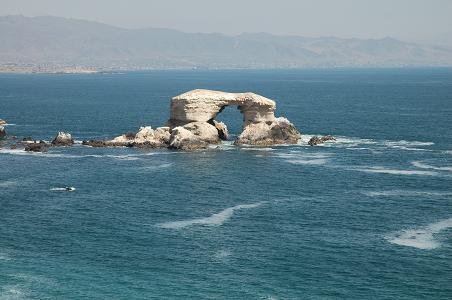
[0,69,451,299]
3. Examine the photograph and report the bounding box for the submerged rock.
[51,131,74,146]
[308,135,336,146]
[25,141,49,152]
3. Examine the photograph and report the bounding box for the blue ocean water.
[0,69,451,299]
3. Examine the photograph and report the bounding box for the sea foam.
[275,152,330,165]
[0,180,18,188]
[387,218,452,250]
[354,166,438,176]
[365,190,452,197]
[157,202,263,229]
[142,163,173,170]
[411,161,452,172]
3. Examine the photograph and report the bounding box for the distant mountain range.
[1,15,452,71]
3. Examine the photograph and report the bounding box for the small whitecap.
[411,161,452,172]
[156,202,264,229]
[387,218,452,250]
[353,166,438,176]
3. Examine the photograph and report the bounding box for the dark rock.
[308,135,336,146]
[212,120,229,140]
[0,126,5,138]
[82,140,109,147]
[25,141,49,152]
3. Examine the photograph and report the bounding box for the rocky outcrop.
[79,89,300,151]
[0,119,6,125]
[83,126,171,148]
[235,117,301,146]
[0,126,5,138]
[211,120,229,140]
[167,89,301,148]
[25,141,49,152]
[168,121,220,150]
[308,135,336,146]
[51,131,74,146]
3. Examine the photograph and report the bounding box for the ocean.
[0,69,451,299]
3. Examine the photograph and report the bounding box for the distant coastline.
[2,64,452,74]
[2,15,452,72]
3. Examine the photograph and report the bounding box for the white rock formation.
[168,121,220,150]
[169,89,276,127]
[108,126,171,147]
[0,126,5,138]
[82,89,300,150]
[168,89,300,147]
[51,131,74,146]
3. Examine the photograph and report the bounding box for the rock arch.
[167,89,301,148]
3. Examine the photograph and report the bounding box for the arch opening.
[211,105,243,140]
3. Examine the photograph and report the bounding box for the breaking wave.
[285,158,328,165]
[386,218,452,250]
[364,190,452,197]
[275,152,331,165]
[49,187,76,191]
[353,166,438,176]
[0,180,18,188]
[142,163,173,170]
[0,149,142,160]
[157,202,264,229]
[411,161,452,172]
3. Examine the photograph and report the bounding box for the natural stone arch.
[167,89,301,148]
[168,89,276,128]
[82,89,301,150]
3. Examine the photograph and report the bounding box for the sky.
[1,0,452,40]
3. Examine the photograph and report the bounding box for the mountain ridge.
[1,15,452,71]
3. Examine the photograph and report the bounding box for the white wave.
[354,166,438,176]
[214,249,232,259]
[0,180,18,188]
[286,158,328,165]
[411,161,452,172]
[365,190,452,197]
[384,140,434,147]
[240,147,274,151]
[142,163,173,170]
[275,152,330,166]
[157,202,264,229]
[0,285,27,299]
[0,149,143,160]
[387,218,452,250]
[444,150,452,155]
[0,253,12,261]
[0,148,83,158]
[50,187,76,191]
[382,140,434,151]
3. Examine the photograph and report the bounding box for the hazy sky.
[1,0,451,40]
